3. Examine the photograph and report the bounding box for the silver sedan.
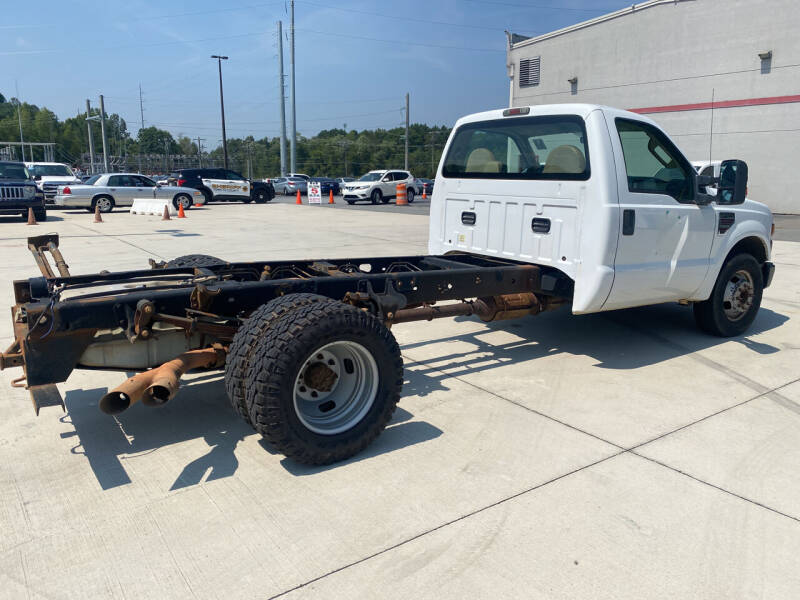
[54,173,204,213]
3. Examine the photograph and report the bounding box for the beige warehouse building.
[506,0,800,214]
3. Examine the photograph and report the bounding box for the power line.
[298,28,503,53]
[303,0,543,34]
[459,0,621,12]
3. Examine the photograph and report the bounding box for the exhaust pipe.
[390,293,545,325]
[99,347,225,415]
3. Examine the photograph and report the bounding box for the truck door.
[604,117,715,310]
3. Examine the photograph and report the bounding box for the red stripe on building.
[630,94,800,114]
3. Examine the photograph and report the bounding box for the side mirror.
[716,160,748,205]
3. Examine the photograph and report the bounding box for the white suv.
[342,169,416,205]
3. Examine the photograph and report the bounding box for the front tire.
[243,296,403,465]
[406,188,415,203]
[346,200,355,205]
[34,208,47,222]
[693,253,763,337]
[173,193,193,211]
[370,189,382,205]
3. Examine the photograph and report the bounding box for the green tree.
[136,127,179,154]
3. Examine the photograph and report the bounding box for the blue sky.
[3,0,631,144]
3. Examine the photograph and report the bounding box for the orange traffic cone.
[26,207,38,226]
[177,203,186,219]
[162,205,171,221]
[295,190,302,204]
[93,204,103,223]
[328,189,334,204]
[422,184,427,200]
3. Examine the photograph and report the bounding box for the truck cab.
[25,162,81,204]
[429,104,773,335]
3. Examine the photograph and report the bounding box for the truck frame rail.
[2,235,573,412]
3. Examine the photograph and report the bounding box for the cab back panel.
[438,186,579,274]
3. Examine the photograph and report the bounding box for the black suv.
[169,168,274,204]
[0,161,46,222]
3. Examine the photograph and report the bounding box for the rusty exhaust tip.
[142,385,171,407]
[99,391,132,415]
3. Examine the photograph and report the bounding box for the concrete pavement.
[0,203,797,599]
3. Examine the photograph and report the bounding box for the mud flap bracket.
[30,384,65,415]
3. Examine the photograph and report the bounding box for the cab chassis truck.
[0,105,774,465]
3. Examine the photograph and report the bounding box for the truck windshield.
[0,163,30,180]
[442,115,590,180]
[28,164,73,177]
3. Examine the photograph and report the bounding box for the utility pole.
[404,93,410,171]
[429,131,437,175]
[15,82,25,162]
[164,139,169,172]
[277,20,287,176]
[86,99,96,174]
[211,55,230,169]
[196,137,204,167]
[289,0,297,173]
[139,83,145,130]
[99,94,109,172]
[246,141,253,179]
[338,140,349,176]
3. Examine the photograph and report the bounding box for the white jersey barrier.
[130,198,177,216]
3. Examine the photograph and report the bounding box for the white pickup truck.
[2,103,775,466]
[430,103,774,337]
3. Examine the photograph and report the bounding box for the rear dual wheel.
[225,294,403,465]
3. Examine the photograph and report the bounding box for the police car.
[169,168,274,204]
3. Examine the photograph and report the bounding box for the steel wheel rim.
[723,269,755,321]
[293,340,379,435]
[97,197,111,212]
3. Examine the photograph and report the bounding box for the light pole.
[211,55,229,169]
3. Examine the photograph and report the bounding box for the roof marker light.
[503,107,530,117]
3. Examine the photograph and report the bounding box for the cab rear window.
[442,115,590,180]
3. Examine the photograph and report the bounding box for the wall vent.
[519,57,541,87]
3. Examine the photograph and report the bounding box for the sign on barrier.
[308,181,322,204]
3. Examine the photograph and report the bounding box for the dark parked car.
[169,168,274,204]
[0,161,46,221]
[310,177,340,196]
[416,178,434,196]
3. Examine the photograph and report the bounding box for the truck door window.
[615,118,693,203]
[442,115,589,180]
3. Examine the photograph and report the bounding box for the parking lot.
[0,203,798,599]
[270,191,432,215]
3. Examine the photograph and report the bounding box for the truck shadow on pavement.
[62,371,443,489]
[402,302,789,375]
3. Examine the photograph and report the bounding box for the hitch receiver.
[27,234,71,279]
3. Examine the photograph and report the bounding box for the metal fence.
[79,153,226,175]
